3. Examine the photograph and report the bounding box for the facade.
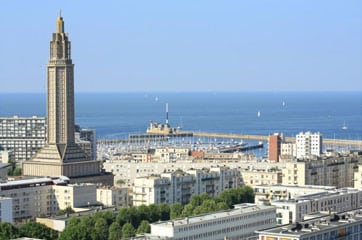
[0,116,46,163]
[282,153,361,187]
[0,197,13,223]
[76,127,97,160]
[133,167,241,206]
[147,204,276,240]
[280,142,296,160]
[269,133,283,161]
[96,187,129,207]
[104,159,285,187]
[240,168,282,187]
[272,188,362,225]
[354,164,362,189]
[0,177,98,221]
[23,13,100,178]
[256,209,362,240]
[296,132,322,159]
[254,184,336,205]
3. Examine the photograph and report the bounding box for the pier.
[97,131,362,147]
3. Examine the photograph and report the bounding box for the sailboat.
[342,121,348,130]
[257,111,261,118]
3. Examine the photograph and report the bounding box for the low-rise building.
[146,204,276,240]
[256,209,362,240]
[254,184,336,205]
[272,188,362,225]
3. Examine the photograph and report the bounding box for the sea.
[0,92,361,142]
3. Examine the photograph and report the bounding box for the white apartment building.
[146,204,276,240]
[153,147,190,162]
[280,142,296,159]
[256,209,362,240]
[0,177,98,221]
[296,132,322,159]
[282,153,360,187]
[0,116,46,163]
[354,164,362,189]
[254,184,336,205]
[133,167,241,206]
[96,186,129,207]
[272,188,362,225]
[104,159,285,187]
[0,197,13,223]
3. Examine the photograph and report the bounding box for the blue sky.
[0,1,361,92]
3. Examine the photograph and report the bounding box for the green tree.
[56,206,75,216]
[108,222,122,240]
[137,205,150,224]
[189,195,202,207]
[116,208,130,226]
[170,202,183,219]
[159,203,170,221]
[128,206,140,228]
[181,203,194,217]
[148,204,160,223]
[0,222,19,240]
[91,217,108,240]
[136,220,150,234]
[121,223,135,239]
[216,201,229,211]
[59,217,81,240]
[19,222,58,240]
[13,167,22,176]
[93,210,115,227]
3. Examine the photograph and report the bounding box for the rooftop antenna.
[59,9,62,18]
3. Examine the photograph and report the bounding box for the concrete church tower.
[23,13,101,178]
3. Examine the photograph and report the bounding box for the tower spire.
[56,10,64,33]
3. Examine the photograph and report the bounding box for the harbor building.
[23,13,101,178]
[271,188,362,225]
[296,131,322,159]
[282,152,361,187]
[0,116,46,163]
[268,133,284,162]
[256,209,362,240]
[146,204,276,240]
[133,167,241,206]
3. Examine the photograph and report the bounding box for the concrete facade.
[296,132,322,159]
[0,197,13,223]
[133,167,241,206]
[147,204,276,240]
[240,168,282,187]
[96,187,129,207]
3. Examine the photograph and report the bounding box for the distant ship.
[342,121,348,130]
[257,111,261,118]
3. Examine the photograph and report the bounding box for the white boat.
[257,111,261,117]
[342,122,348,130]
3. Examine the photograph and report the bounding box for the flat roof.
[152,204,275,227]
[0,177,52,188]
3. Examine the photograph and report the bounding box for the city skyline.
[0,1,361,93]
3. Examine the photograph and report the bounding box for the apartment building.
[146,204,276,240]
[256,209,362,240]
[104,159,285,187]
[296,132,322,159]
[0,197,13,223]
[268,133,284,161]
[0,116,46,163]
[282,153,361,187]
[96,186,129,207]
[240,168,282,187]
[133,167,241,206]
[0,177,98,221]
[272,188,362,224]
[254,184,336,205]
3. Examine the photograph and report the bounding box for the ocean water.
[0,92,361,140]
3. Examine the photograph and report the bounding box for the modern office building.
[146,204,276,240]
[23,13,101,178]
[296,131,322,159]
[256,209,362,240]
[133,167,241,206]
[272,188,362,225]
[0,116,46,163]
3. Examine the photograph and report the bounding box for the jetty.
[97,131,362,147]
